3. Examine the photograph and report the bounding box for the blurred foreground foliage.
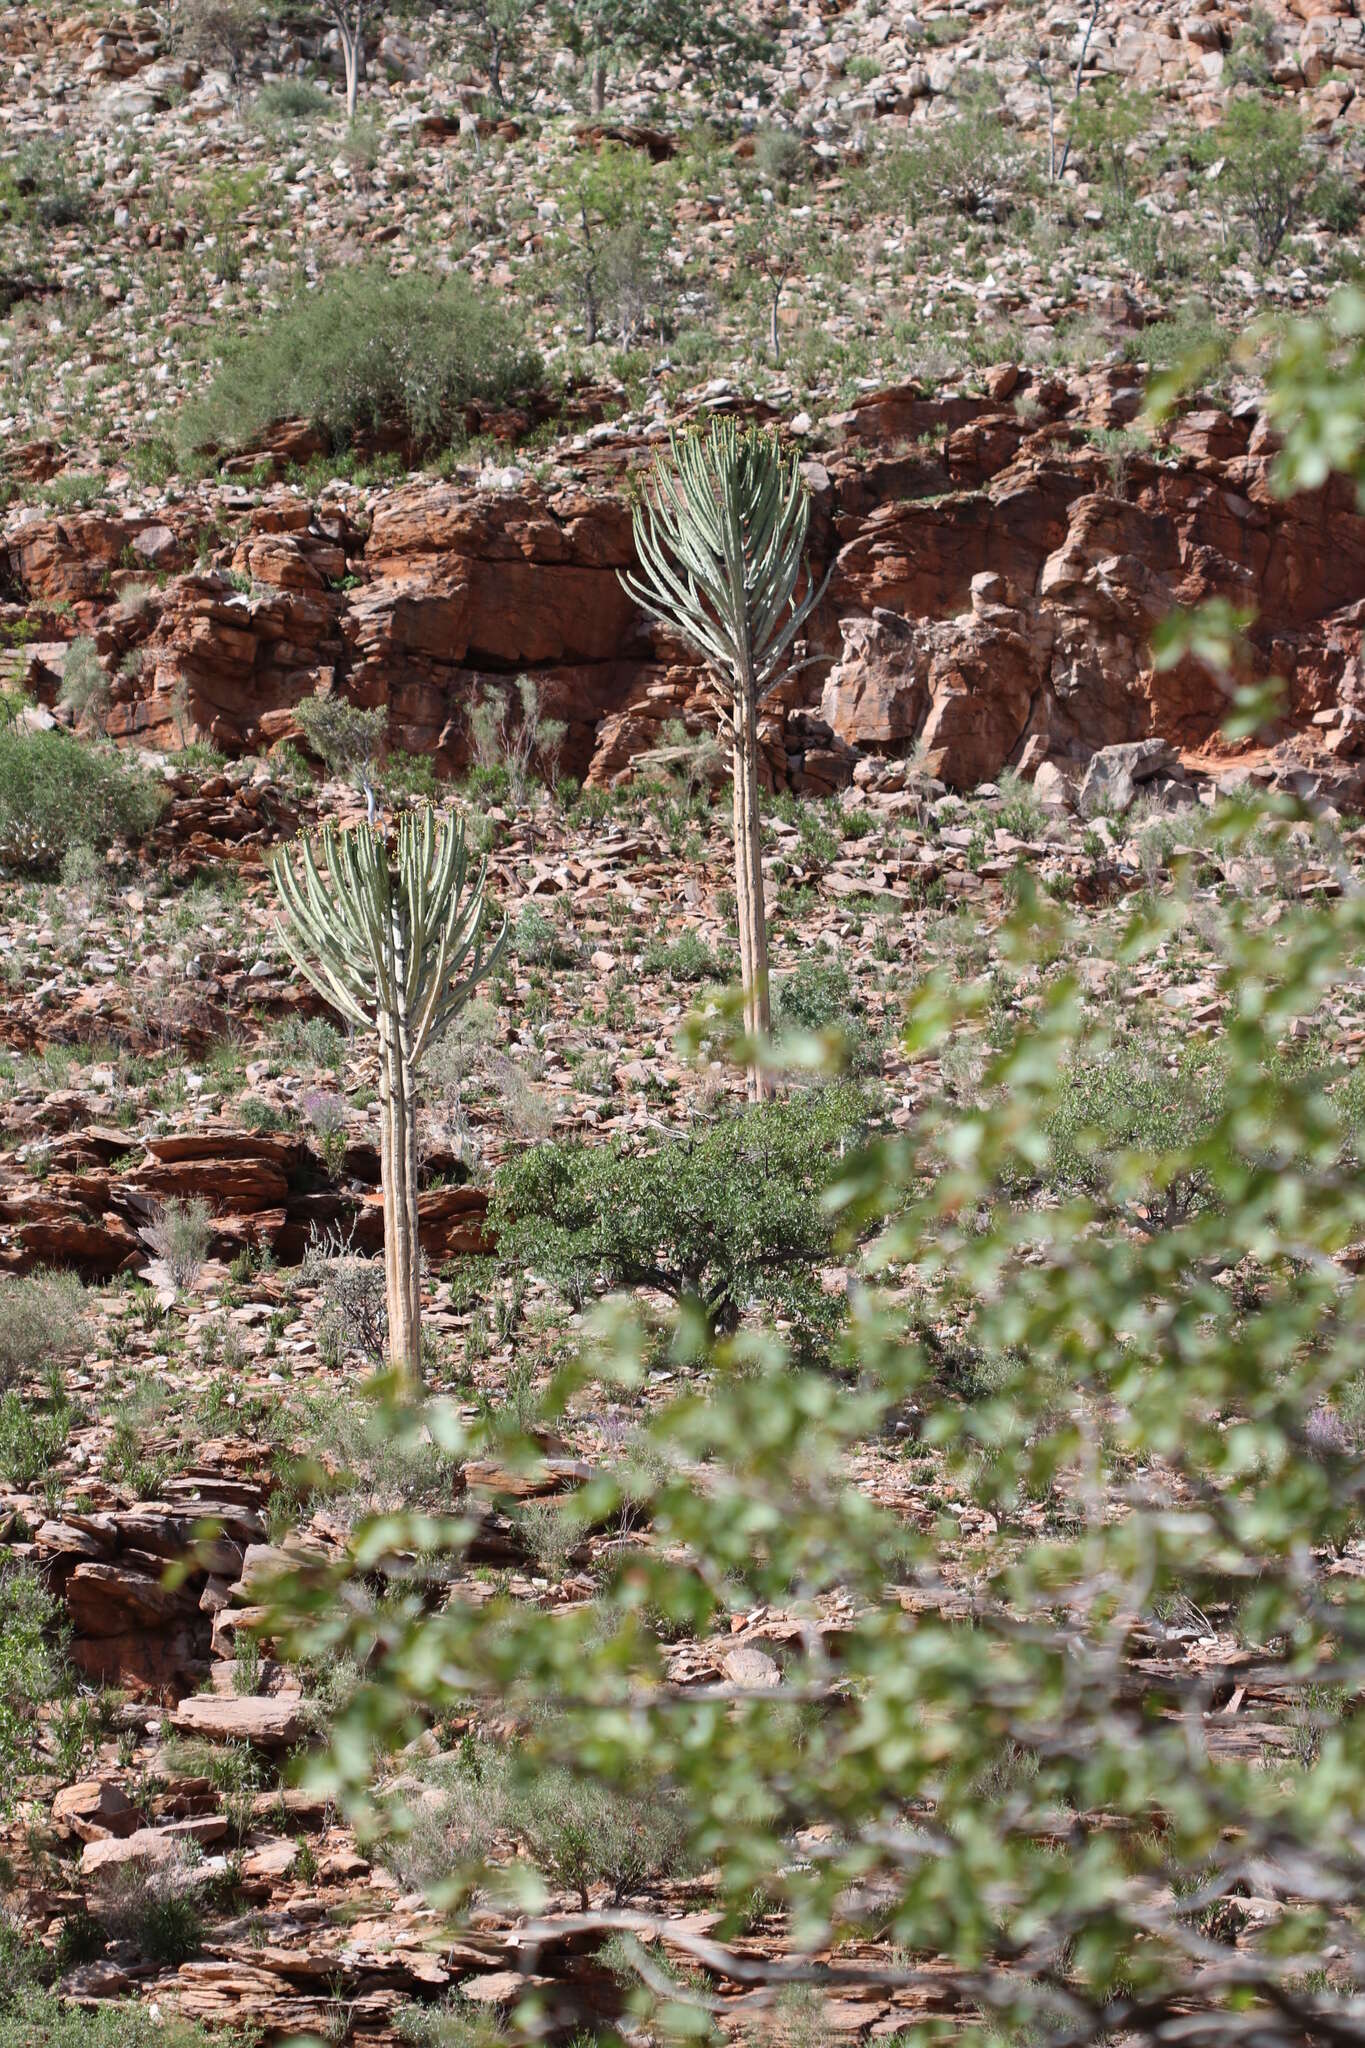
[262,303,1365,2046]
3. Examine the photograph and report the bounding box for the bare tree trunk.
[378,941,423,1387]
[731,684,772,1105]
[769,286,782,368]
[1055,0,1101,181]
[331,0,366,122]
[590,49,607,115]
[343,34,359,121]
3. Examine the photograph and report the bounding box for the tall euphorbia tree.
[622,421,827,1101]
[271,811,503,1385]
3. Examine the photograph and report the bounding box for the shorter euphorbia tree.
[271,810,503,1384]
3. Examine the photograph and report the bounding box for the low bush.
[395,1998,513,2048]
[121,1881,204,1967]
[640,930,723,985]
[0,729,165,875]
[751,123,807,194]
[0,1270,89,1392]
[774,956,880,1076]
[144,1197,213,1295]
[2,142,88,230]
[251,78,334,125]
[491,1086,865,1344]
[293,695,386,795]
[0,1566,65,1817]
[384,1740,690,1911]
[180,265,543,459]
[513,1766,692,1909]
[466,675,566,807]
[872,104,1031,222]
[0,1986,228,2046]
[301,1230,388,1368]
[512,905,581,969]
[0,1391,71,1488]
[57,638,109,732]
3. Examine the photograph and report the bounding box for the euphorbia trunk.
[378,936,422,1385]
[731,682,772,1104]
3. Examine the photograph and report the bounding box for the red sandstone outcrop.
[0,1123,489,1278]
[8,373,1365,794]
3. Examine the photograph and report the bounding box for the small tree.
[1026,0,1101,183]
[466,675,566,808]
[622,422,827,1101]
[557,144,673,348]
[1067,80,1153,207]
[735,213,803,370]
[271,811,504,1383]
[58,636,110,736]
[446,0,544,103]
[552,0,762,116]
[295,694,388,821]
[176,0,265,100]
[1211,96,1316,266]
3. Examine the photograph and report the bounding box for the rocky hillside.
[3,7,1365,2047]
[3,0,1365,792]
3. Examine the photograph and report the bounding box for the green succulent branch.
[270,809,505,1382]
[620,419,827,714]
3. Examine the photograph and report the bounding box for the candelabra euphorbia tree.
[622,421,827,1101]
[270,810,503,1384]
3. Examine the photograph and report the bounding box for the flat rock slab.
[171,1692,309,1748]
[82,1814,228,1878]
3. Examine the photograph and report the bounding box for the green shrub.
[396,1998,513,2048]
[179,265,543,459]
[872,105,1031,222]
[57,638,110,732]
[0,1985,228,2046]
[513,1767,692,1909]
[0,1270,89,1392]
[491,1086,865,1343]
[1023,1035,1353,1232]
[125,1885,204,1967]
[0,729,165,875]
[144,1197,213,1295]
[512,905,581,969]
[640,929,721,984]
[0,1567,65,1818]
[1311,169,1361,236]
[4,142,87,230]
[774,956,880,1076]
[751,123,807,193]
[0,1391,70,1488]
[1067,82,1154,206]
[1208,96,1316,265]
[294,695,386,791]
[251,77,333,125]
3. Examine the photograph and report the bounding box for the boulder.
[52,1779,140,1842]
[1077,740,1181,818]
